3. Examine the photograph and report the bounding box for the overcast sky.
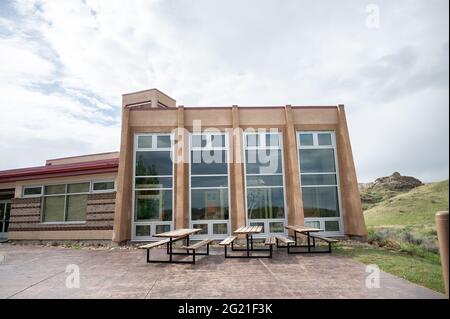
[0,0,448,183]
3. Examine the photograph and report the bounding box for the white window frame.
[40,181,92,225]
[132,133,175,241]
[297,131,344,236]
[189,132,231,239]
[22,185,43,198]
[243,130,288,237]
[91,180,116,193]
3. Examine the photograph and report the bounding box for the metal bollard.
[436,211,449,297]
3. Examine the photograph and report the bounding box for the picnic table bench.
[220,226,273,258]
[139,228,212,264]
[279,225,338,253]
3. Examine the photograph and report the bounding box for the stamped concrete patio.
[0,243,445,299]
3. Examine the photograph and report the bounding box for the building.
[0,89,367,243]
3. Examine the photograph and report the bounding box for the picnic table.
[221,226,273,258]
[277,225,337,253]
[141,228,211,264]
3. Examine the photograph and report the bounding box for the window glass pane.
[136,225,151,237]
[299,149,336,173]
[192,135,203,148]
[246,134,259,147]
[191,189,229,220]
[137,136,152,148]
[0,204,4,220]
[135,177,172,189]
[0,222,3,233]
[325,220,340,232]
[299,133,314,146]
[247,188,285,219]
[68,183,90,193]
[246,175,283,187]
[301,174,337,186]
[245,150,282,175]
[191,176,228,188]
[190,150,227,175]
[44,184,65,195]
[249,222,265,232]
[318,133,332,145]
[23,187,42,196]
[213,223,228,235]
[155,224,171,234]
[43,196,65,222]
[266,133,279,147]
[157,135,171,148]
[269,222,285,233]
[92,181,115,191]
[302,186,340,218]
[305,220,320,229]
[210,134,225,147]
[193,223,208,235]
[66,194,87,221]
[135,151,173,176]
[135,190,172,221]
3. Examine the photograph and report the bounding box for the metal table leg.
[307,232,311,253]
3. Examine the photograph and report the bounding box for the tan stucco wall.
[0,182,16,191]
[8,230,113,240]
[46,152,119,165]
[112,101,367,243]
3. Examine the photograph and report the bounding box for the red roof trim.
[0,158,119,183]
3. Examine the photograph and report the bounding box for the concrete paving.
[0,243,445,299]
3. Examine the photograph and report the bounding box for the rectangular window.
[133,133,174,239]
[244,131,286,236]
[42,182,90,223]
[92,180,115,192]
[23,186,43,197]
[190,132,230,237]
[298,131,342,233]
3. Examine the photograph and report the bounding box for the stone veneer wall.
[8,192,115,232]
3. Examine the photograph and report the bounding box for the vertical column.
[284,105,305,227]
[174,106,187,229]
[231,106,246,230]
[336,105,367,239]
[113,106,133,244]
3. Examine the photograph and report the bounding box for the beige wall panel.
[292,108,338,125]
[184,109,232,127]
[46,152,119,165]
[9,230,113,240]
[0,182,16,191]
[239,109,286,126]
[129,110,178,127]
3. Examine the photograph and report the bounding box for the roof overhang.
[0,158,119,183]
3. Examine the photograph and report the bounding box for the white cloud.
[0,0,448,183]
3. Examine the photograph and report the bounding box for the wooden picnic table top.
[285,225,323,233]
[153,228,201,238]
[233,226,263,234]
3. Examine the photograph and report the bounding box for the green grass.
[335,244,445,293]
[364,180,449,228]
[337,180,449,293]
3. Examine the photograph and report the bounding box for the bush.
[368,226,440,258]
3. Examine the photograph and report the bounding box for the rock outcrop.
[370,172,423,191]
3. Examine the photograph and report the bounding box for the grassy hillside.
[337,179,448,293]
[364,180,449,228]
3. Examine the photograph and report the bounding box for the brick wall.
[8,192,116,232]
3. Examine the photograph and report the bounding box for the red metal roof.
[0,158,119,183]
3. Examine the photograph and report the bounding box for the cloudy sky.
[0,0,448,183]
